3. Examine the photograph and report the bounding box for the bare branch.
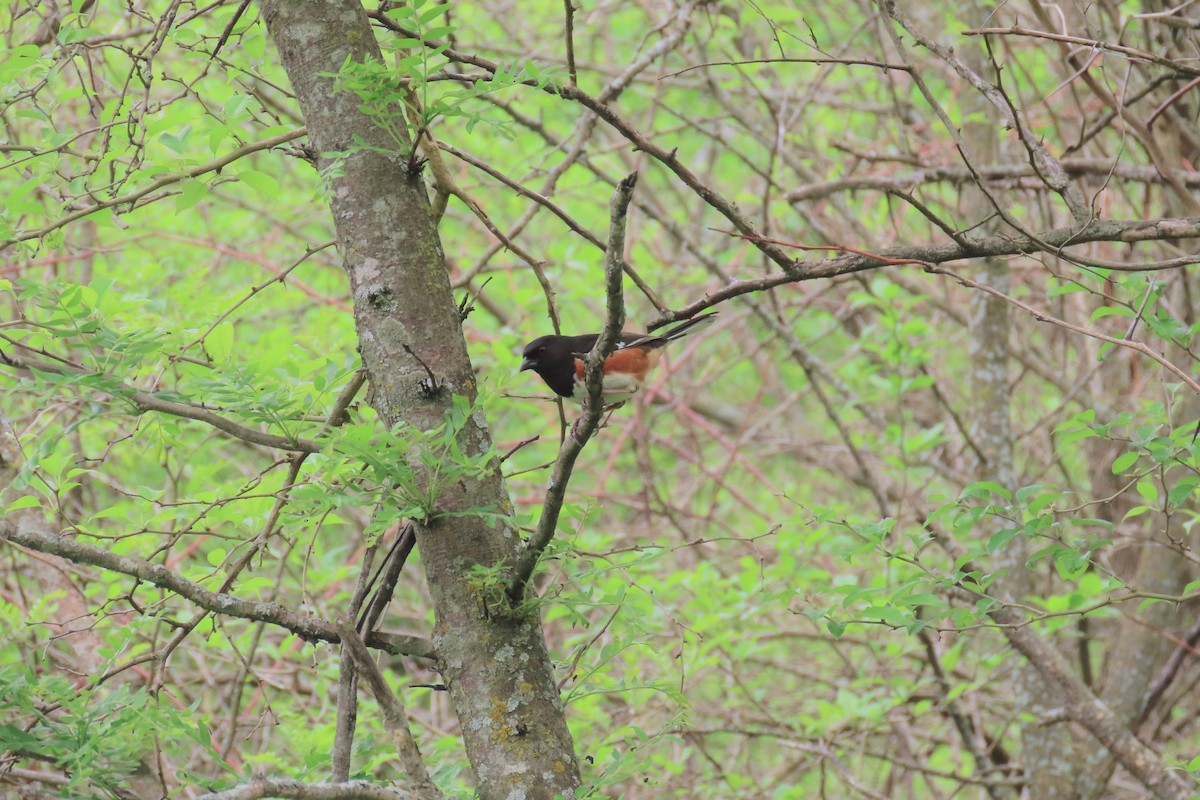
[0,347,325,453]
[2,128,307,250]
[336,619,444,800]
[926,264,1200,398]
[0,520,434,659]
[928,530,1194,799]
[994,604,1193,800]
[963,25,1200,77]
[785,160,1200,203]
[367,12,799,274]
[649,216,1200,328]
[197,779,411,800]
[881,2,1092,223]
[562,0,577,87]
[440,141,665,310]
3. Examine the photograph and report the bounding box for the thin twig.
[367,10,798,275]
[2,128,307,249]
[1139,617,1200,726]
[1145,74,1200,128]
[357,524,417,634]
[562,0,578,87]
[402,344,441,394]
[182,240,338,356]
[1125,279,1157,340]
[439,141,665,310]
[962,25,1200,77]
[661,56,911,79]
[499,435,540,463]
[926,265,1200,398]
[331,532,383,782]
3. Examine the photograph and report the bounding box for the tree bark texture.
[255,2,581,797]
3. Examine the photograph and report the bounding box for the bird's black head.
[520,336,555,372]
[520,335,583,398]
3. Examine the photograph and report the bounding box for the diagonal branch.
[963,25,1200,77]
[880,1,1091,224]
[2,128,307,249]
[647,216,1200,328]
[0,347,323,453]
[0,519,434,658]
[930,529,1193,800]
[438,141,665,310]
[366,11,798,275]
[926,265,1200,398]
[993,604,1192,800]
[508,172,637,602]
[336,619,444,800]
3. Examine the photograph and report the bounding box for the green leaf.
[160,127,191,153]
[1054,549,1089,580]
[4,495,42,512]
[419,3,451,23]
[1090,305,1133,321]
[175,179,208,214]
[1047,281,1087,297]
[987,527,1021,552]
[962,481,1010,501]
[1111,452,1139,474]
[0,722,42,751]
[1122,505,1151,521]
[1168,476,1200,507]
[237,170,280,196]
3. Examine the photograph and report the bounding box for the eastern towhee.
[520,313,716,403]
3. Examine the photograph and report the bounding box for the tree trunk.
[255,2,581,797]
[951,2,1078,794]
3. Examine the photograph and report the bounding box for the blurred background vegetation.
[3,0,1200,797]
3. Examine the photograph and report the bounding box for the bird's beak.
[519,357,535,372]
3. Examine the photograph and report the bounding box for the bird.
[519,313,716,404]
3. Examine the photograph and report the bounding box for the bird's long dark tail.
[624,313,717,350]
[659,312,717,342]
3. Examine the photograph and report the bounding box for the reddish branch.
[963,25,1200,77]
